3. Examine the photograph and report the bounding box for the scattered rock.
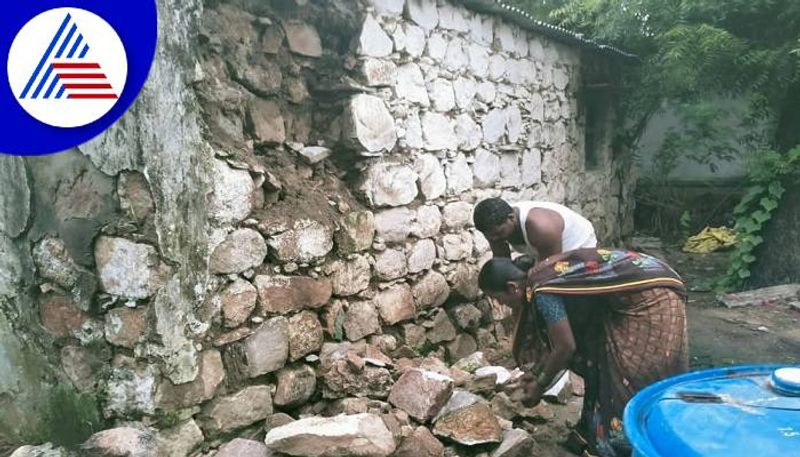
[718,284,800,308]
[9,443,72,457]
[446,334,478,363]
[81,426,157,457]
[274,364,317,408]
[268,219,334,263]
[157,420,204,457]
[427,309,457,344]
[210,229,268,274]
[326,255,371,296]
[336,211,375,254]
[345,94,397,154]
[394,426,444,457]
[491,429,536,457]
[248,98,286,144]
[265,413,396,457]
[451,304,482,331]
[432,402,502,446]
[216,438,272,457]
[413,271,450,309]
[264,413,296,433]
[255,275,332,315]
[344,301,381,341]
[388,369,453,422]
[375,284,415,325]
[298,146,331,164]
[200,385,273,434]
[360,163,418,208]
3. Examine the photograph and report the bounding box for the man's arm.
[525,208,563,260]
[489,239,511,257]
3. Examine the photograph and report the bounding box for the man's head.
[473,198,516,242]
[478,258,527,307]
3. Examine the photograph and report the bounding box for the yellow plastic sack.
[682,226,737,253]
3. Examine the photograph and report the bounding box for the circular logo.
[0,1,157,155]
[7,8,128,128]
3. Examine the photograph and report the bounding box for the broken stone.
[499,153,521,188]
[61,345,105,392]
[213,327,254,347]
[483,109,507,144]
[454,113,481,151]
[216,438,271,457]
[414,155,447,201]
[336,211,375,254]
[491,429,535,457]
[344,301,381,341]
[157,420,204,457]
[248,98,286,144]
[375,284,415,325]
[267,219,334,263]
[104,306,148,348]
[448,263,480,300]
[322,362,392,399]
[219,278,257,328]
[413,271,449,309]
[361,163,418,207]
[428,79,455,112]
[453,352,489,374]
[422,113,457,151]
[95,237,168,299]
[103,362,157,417]
[9,443,71,457]
[211,228,268,274]
[345,94,397,154]
[255,275,332,315]
[297,146,331,164]
[81,426,157,457]
[243,317,289,377]
[274,364,317,408]
[39,293,89,338]
[265,413,396,457]
[395,63,430,106]
[394,426,444,457]
[375,248,407,281]
[261,25,285,54]
[359,16,393,57]
[446,334,478,362]
[473,149,500,188]
[157,350,225,409]
[201,385,273,434]
[283,20,322,57]
[407,239,436,273]
[375,207,414,243]
[427,309,457,344]
[403,323,428,349]
[442,202,473,230]
[265,413,296,433]
[33,237,81,290]
[433,402,502,446]
[441,233,472,261]
[362,59,397,87]
[452,304,483,331]
[388,369,453,422]
[288,311,324,361]
[326,255,371,296]
[405,0,438,30]
[433,390,483,423]
[445,154,473,196]
[521,148,542,186]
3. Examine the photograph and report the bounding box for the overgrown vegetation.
[721,146,800,290]
[20,383,104,449]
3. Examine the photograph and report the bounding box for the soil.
[531,242,800,455]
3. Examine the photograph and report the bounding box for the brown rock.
[200,385,273,434]
[451,304,482,331]
[264,413,295,433]
[490,429,535,457]
[446,334,477,363]
[388,369,454,422]
[61,345,106,392]
[255,275,332,315]
[326,256,371,297]
[403,323,427,349]
[375,284,415,325]
[81,426,157,456]
[274,364,316,408]
[210,228,267,274]
[343,301,381,341]
[394,426,444,457]
[335,211,375,254]
[448,263,480,300]
[213,327,254,347]
[118,171,154,221]
[432,403,502,445]
[264,413,396,456]
[157,419,204,457]
[282,20,322,57]
[219,279,257,328]
[413,271,450,309]
[216,438,272,457]
[104,306,148,348]
[248,98,285,144]
[426,309,456,344]
[40,293,88,338]
[261,25,285,54]
[288,311,324,361]
[157,350,225,409]
[242,317,289,377]
[322,361,392,399]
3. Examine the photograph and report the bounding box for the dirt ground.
[532,243,800,455]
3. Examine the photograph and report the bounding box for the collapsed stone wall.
[1,0,632,455]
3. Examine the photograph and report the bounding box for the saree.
[512,248,689,456]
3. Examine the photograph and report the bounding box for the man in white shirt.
[473,197,598,264]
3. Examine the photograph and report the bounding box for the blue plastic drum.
[624,365,800,457]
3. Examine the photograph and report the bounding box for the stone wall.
[1,0,632,455]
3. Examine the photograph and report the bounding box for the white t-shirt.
[510,201,597,257]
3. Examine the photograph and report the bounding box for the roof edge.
[454,0,639,61]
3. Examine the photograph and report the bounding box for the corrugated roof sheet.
[454,0,639,61]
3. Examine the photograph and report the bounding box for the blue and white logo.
[1,1,157,155]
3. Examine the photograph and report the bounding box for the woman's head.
[478,258,527,307]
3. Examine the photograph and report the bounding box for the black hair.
[478,258,526,293]
[473,198,514,233]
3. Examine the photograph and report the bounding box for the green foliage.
[20,383,104,449]
[720,146,800,290]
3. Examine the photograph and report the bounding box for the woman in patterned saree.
[479,248,689,457]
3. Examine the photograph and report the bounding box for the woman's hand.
[506,373,544,408]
